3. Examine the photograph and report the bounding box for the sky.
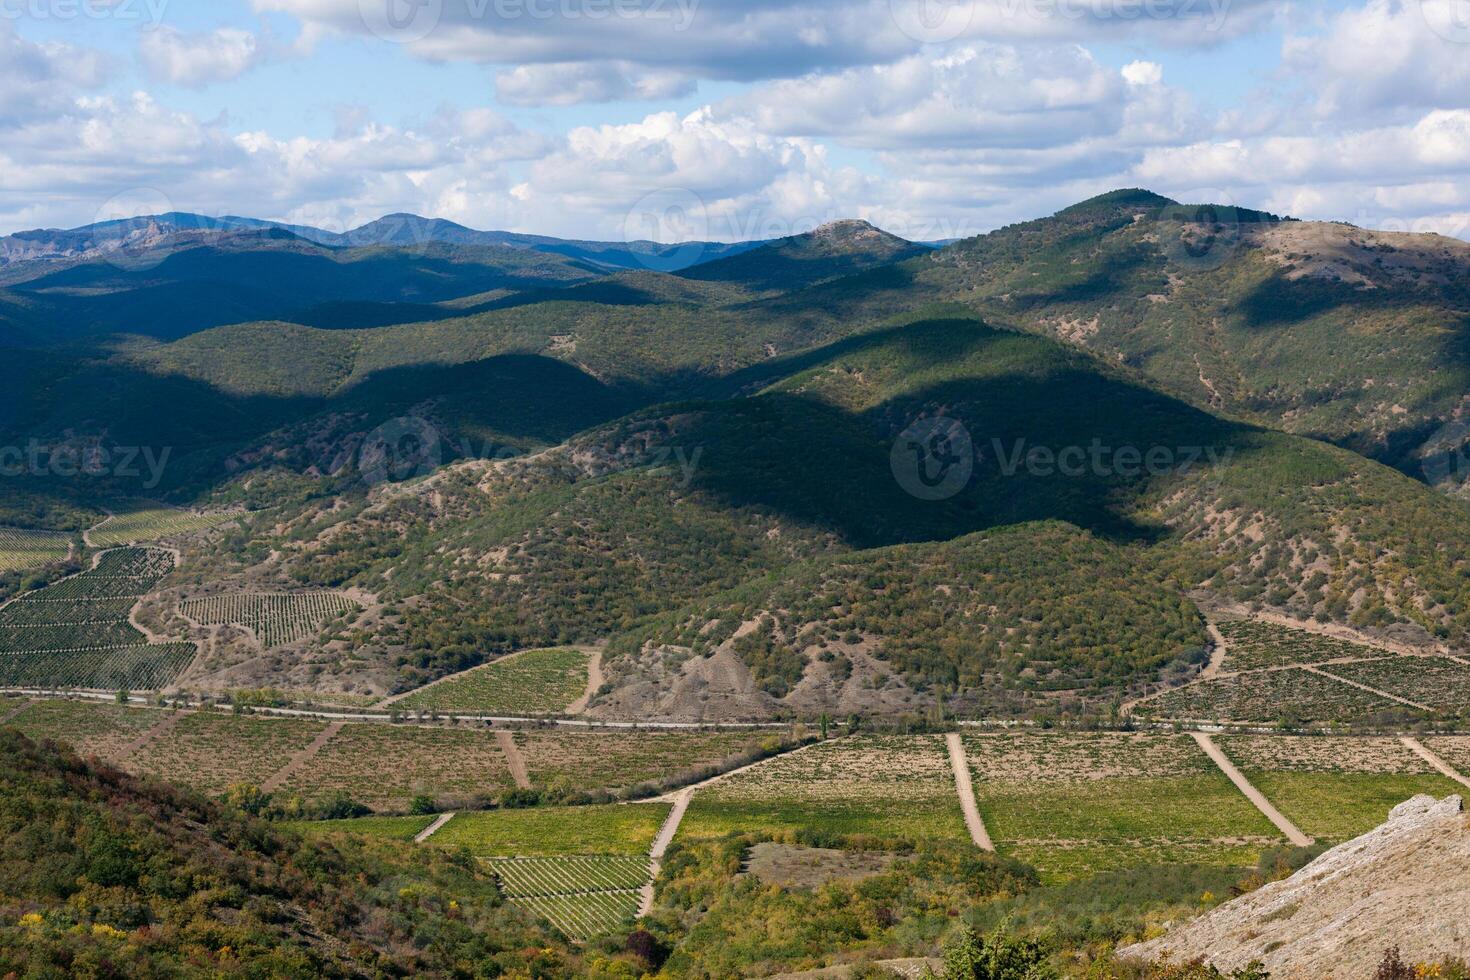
[4,0,1470,242]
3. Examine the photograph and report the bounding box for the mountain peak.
[1059,188,1178,215]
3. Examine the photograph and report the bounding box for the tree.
[929,921,1054,980]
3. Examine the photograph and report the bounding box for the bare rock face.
[1121,795,1469,978]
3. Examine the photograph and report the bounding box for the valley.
[5,191,1470,977]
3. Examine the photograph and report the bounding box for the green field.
[88,508,240,548]
[512,889,641,944]
[281,722,517,811]
[130,712,328,795]
[1247,771,1463,841]
[1218,734,1466,841]
[491,857,648,943]
[179,591,359,649]
[1215,619,1389,671]
[393,648,592,714]
[681,735,968,842]
[516,729,774,793]
[431,803,669,856]
[285,814,437,841]
[964,733,1280,883]
[0,527,72,573]
[0,547,195,690]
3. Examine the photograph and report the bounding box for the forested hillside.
[4,192,1470,720]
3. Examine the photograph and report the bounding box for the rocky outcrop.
[1122,795,1469,978]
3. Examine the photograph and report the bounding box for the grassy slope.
[0,728,581,977]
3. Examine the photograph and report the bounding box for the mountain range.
[4,189,1470,719]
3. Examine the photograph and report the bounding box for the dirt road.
[945,733,994,851]
[1193,732,1312,847]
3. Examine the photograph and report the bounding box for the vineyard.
[1215,619,1387,671]
[963,732,1278,882]
[0,547,195,690]
[489,857,647,942]
[179,592,359,649]
[393,648,592,714]
[87,508,240,548]
[0,527,72,573]
[682,735,969,842]
[1133,666,1414,725]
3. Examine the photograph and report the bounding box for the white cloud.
[0,22,107,129]
[1121,60,1163,86]
[495,62,696,106]
[253,0,1285,88]
[139,27,266,88]
[721,45,1132,151]
[1282,0,1470,117]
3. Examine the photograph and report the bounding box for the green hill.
[915,190,1470,482]
[0,728,581,976]
[174,314,1470,712]
[680,220,928,295]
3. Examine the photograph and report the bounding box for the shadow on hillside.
[0,350,645,501]
[670,318,1258,549]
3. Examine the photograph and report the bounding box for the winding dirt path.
[414,812,457,843]
[1401,737,1470,791]
[262,720,343,793]
[565,649,604,715]
[945,733,994,852]
[496,730,532,790]
[1193,732,1313,847]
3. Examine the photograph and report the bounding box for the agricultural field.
[0,548,195,690]
[0,526,72,573]
[1135,667,1410,724]
[280,722,517,811]
[514,890,641,944]
[88,508,240,548]
[1217,735,1465,842]
[128,711,328,795]
[432,803,670,856]
[1422,736,1470,777]
[515,729,775,794]
[963,732,1279,882]
[1318,656,1470,713]
[285,814,436,841]
[4,698,160,761]
[491,857,647,942]
[179,591,359,649]
[1215,619,1388,671]
[392,648,591,714]
[680,735,968,842]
